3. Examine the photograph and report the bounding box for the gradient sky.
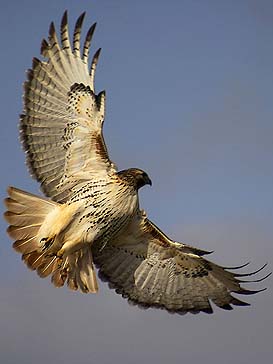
[1,1,273,363]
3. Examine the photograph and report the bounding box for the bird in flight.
[4,11,270,314]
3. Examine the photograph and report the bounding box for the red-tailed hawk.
[4,12,270,314]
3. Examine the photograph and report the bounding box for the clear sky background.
[0,0,273,363]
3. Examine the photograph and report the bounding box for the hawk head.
[118,168,152,190]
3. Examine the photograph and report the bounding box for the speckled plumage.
[4,12,270,312]
[65,174,139,250]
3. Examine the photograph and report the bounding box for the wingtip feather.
[76,12,86,27]
[61,10,68,29]
[49,21,56,38]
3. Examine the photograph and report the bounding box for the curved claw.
[41,236,55,251]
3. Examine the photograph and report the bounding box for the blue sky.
[0,1,272,363]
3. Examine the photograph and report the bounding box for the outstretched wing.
[93,211,269,314]
[21,11,116,203]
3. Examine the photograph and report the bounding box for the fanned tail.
[4,186,98,293]
[4,186,57,255]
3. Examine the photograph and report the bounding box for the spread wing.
[21,11,116,203]
[93,211,269,314]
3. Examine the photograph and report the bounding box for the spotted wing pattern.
[93,211,269,314]
[21,11,116,203]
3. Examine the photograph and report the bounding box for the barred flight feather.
[93,211,270,314]
[21,11,115,203]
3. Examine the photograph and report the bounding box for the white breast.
[68,179,139,246]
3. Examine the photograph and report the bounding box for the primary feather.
[21,11,114,203]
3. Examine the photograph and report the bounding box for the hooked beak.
[145,175,152,186]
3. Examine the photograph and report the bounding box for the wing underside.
[93,211,270,314]
[21,11,116,203]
